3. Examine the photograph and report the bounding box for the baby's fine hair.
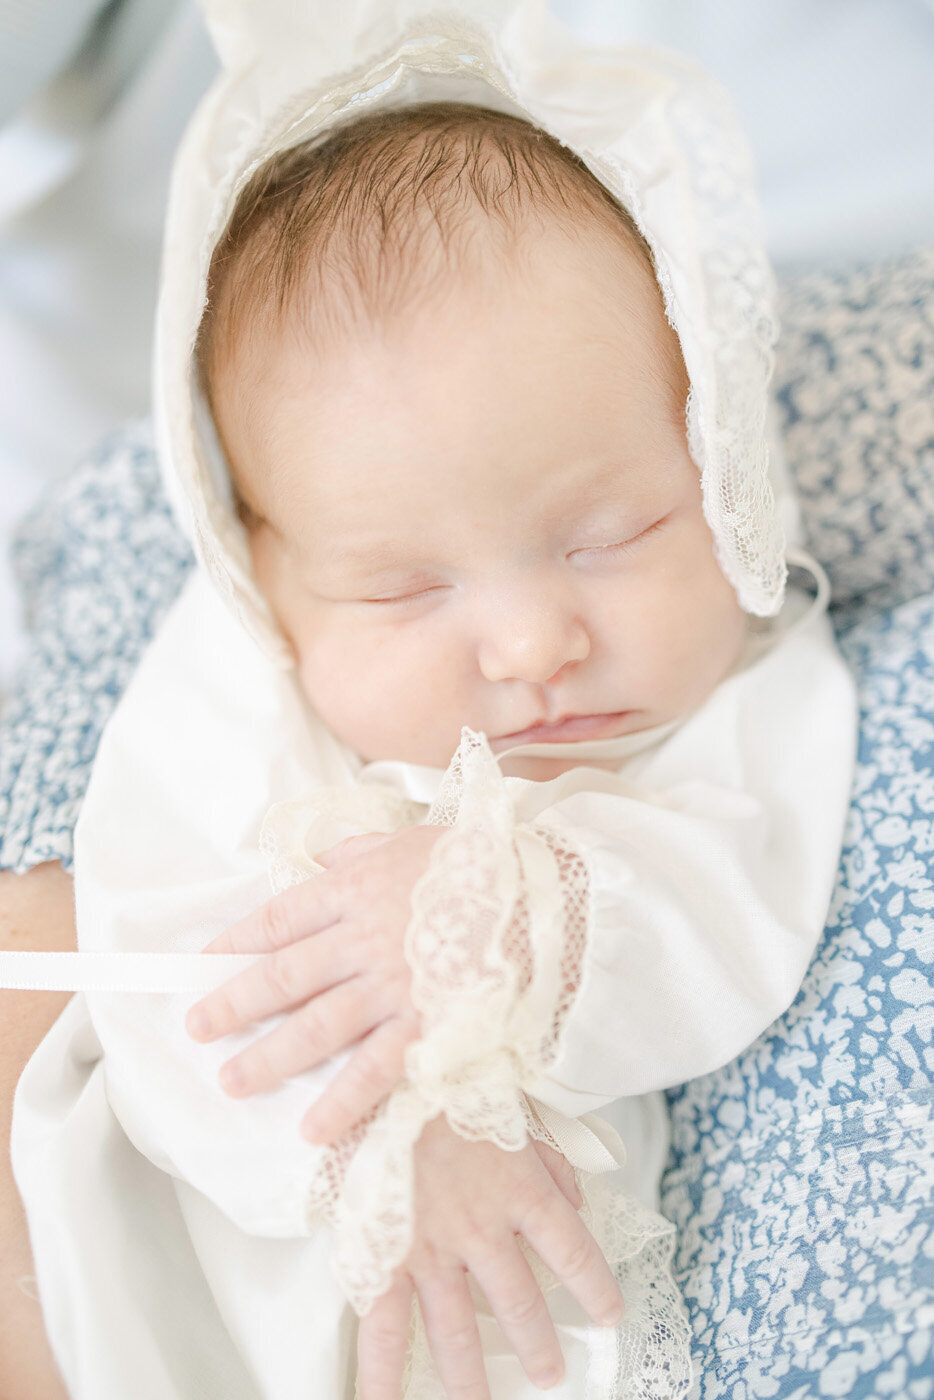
[196,101,658,392]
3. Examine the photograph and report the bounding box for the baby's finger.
[465,1238,565,1391]
[300,1013,418,1143]
[217,975,392,1096]
[186,922,349,1042]
[514,1188,625,1329]
[314,832,394,868]
[357,1274,415,1400]
[417,1266,490,1400]
[198,871,344,956]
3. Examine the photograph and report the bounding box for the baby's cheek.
[685,584,748,703]
[291,627,436,760]
[643,564,746,715]
[295,633,370,723]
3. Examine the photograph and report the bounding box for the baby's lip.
[490,710,635,749]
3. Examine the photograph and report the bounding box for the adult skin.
[0,862,74,1400]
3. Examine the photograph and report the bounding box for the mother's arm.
[0,864,75,1400]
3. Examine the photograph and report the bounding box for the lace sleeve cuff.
[405,731,592,1145]
[259,725,687,1379]
[327,731,692,1394]
[318,728,599,1313]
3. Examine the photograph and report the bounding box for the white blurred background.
[1,0,933,690]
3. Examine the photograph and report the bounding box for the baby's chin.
[496,751,626,782]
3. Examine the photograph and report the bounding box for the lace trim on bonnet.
[261,727,693,1398]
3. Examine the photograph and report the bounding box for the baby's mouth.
[490,710,636,749]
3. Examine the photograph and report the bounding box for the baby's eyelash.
[572,518,668,557]
[363,585,447,606]
[361,519,670,604]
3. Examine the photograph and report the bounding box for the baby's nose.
[476,589,590,685]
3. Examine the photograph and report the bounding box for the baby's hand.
[357,1114,626,1400]
[185,827,447,1143]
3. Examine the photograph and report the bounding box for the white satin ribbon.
[0,949,264,992]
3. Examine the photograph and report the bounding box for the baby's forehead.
[220,234,688,562]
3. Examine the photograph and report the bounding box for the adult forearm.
[0,863,76,1400]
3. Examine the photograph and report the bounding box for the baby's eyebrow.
[303,540,441,592]
[305,465,646,575]
[315,539,415,571]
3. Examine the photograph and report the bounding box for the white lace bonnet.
[154,0,788,669]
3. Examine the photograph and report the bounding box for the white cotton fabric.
[4,2,860,1397]
[7,549,857,1399]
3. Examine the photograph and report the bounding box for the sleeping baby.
[6,9,858,1400]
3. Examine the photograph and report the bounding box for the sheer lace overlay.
[262,727,693,1395]
[666,78,786,617]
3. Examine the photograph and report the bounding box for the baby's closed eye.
[568,514,671,560]
[362,584,451,605]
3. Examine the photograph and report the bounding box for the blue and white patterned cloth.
[775,245,934,633]
[662,593,934,1396]
[0,420,193,872]
[2,244,933,1395]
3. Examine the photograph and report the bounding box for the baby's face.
[221,221,747,781]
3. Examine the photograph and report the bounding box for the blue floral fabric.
[661,592,934,1397]
[0,419,193,872]
[2,244,934,1395]
[775,244,934,633]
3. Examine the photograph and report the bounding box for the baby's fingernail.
[601,1301,625,1326]
[187,1008,212,1039]
[534,1365,563,1389]
[219,1061,245,1094]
